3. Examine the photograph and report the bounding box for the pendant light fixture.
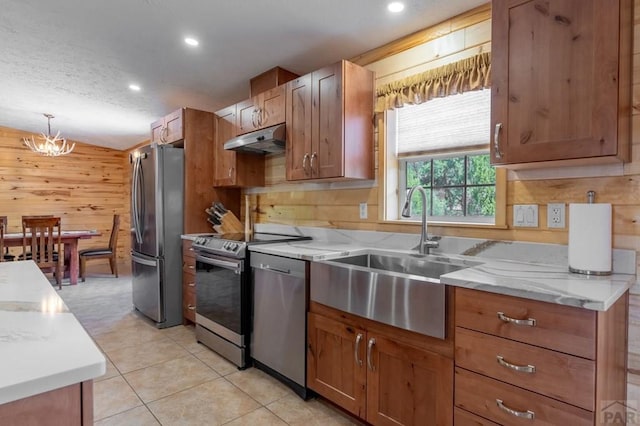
[22,113,75,156]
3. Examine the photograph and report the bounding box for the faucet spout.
[401,185,439,254]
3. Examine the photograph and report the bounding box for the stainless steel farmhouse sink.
[310,251,480,339]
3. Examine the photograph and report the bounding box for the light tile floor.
[57,272,361,426]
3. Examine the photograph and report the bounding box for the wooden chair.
[0,216,5,262]
[80,214,120,281]
[22,216,63,289]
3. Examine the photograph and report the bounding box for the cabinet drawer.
[182,241,196,259]
[455,288,596,359]
[455,327,595,411]
[182,274,196,322]
[455,368,593,426]
[454,407,500,426]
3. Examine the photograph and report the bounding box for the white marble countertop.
[0,261,105,405]
[249,241,635,311]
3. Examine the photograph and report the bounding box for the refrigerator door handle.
[131,158,140,244]
[131,252,158,267]
[137,157,146,244]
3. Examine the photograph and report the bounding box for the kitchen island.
[0,261,105,425]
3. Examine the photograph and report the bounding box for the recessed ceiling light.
[129,84,141,92]
[184,37,199,47]
[387,2,405,13]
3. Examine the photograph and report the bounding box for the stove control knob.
[231,243,238,251]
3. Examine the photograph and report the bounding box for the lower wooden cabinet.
[307,310,453,426]
[182,240,196,324]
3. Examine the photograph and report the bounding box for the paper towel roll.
[568,203,612,275]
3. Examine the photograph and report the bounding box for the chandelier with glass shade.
[22,113,75,156]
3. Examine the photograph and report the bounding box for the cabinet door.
[164,109,184,144]
[214,105,238,186]
[491,0,623,165]
[366,334,453,426]
[150,117,164,144]
[312,62,344,178]
[236,98,259,135]
[258,85,286,128]
[307,313,367,418]
[286,74,313,181]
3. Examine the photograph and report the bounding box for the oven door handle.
[196,255,242,273]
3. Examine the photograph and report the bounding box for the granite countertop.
[0,261,105,405]
[249,241,635,311]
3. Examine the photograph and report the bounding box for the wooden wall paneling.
[0,126,130,271]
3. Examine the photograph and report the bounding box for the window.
[385,88,495,223]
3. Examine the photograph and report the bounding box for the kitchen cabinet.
[250,66,299,97]
[236,85,286,135]
[490,0,631,167]
[308,306,453,425]
[213,105,265,187]
[151,108,184,145]
[454,287,628,425]
[182,240,196,324]
[286,60,374,181]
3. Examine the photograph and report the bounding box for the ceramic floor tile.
[223,407,288,426]
[124,354,220,403]
[93,375,143,421]
[225,367,293,405]
[94,405,160,426]
[267,394,359,426]
[106,338,190,374]
[93,321,166,352]
[194,347,238,376]
[96,356,121,382]
[163,325,208,353]
[148,377,261,425]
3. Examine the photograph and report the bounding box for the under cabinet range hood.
[223,123,286,154]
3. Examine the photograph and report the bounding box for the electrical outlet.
[513,204,538,227]
[359,203,368,220]
[547,203,566,228]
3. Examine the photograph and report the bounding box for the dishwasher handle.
[257,263,291,275]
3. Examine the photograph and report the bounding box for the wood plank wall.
[0,126,131,270]
[246,0,640,397]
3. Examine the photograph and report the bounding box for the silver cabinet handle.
[497,311,536,327]
[493,122,503,159]
[496,399,535,420]
[188,282,195,287]
[189,247,194,251]
[188,265,195,269]
[302,153,310,173]
[354,333,363,367]
[367,337,376,371]
[187,304,196,311]
[496,355,536,373]
[310,152,317,174]
[228,167,233,178]
[162,125,169,143]
[257,107,264,126]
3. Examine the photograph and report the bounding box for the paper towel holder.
[568,190,612,276]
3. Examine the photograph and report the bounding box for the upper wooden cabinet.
[151,108,184,145]
[236,86,286,135]
[490,0,631,167]
[286,60,374,181]
[213,105,264,188]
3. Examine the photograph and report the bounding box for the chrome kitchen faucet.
[401,185,440,255]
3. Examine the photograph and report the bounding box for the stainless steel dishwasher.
[250,252,309,399]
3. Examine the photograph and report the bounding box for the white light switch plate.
[513,204,538,227]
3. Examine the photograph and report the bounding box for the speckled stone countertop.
[248,225,636,312]
[0,261,105,405]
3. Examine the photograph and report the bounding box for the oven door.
[194,251,246,346]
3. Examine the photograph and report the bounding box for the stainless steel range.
[191,232,310,369]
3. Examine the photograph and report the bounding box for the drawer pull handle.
[496,399,535,420]
[188,282,195,287]
[367,338,376,371]
[493,122,503,159]
[187,304,196,311]
[354,333,363,367]
[188,265,195,269]
[496,355,536,373]
[497,311,536,327]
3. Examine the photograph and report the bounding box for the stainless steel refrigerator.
[130,143,184,328]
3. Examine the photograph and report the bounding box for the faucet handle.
[427,235,441,242]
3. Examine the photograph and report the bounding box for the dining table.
[3,230,101,285]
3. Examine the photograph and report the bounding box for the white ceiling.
[1,0,485,150]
